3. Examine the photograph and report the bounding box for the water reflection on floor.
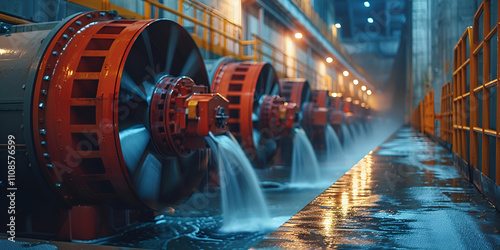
[256,127,500,249]
[95,121,396,249]
[99,163,360,249]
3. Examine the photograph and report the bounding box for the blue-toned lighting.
[364,1,370,7]
[367,17,374,23]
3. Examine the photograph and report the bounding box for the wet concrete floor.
[256,127,500,249]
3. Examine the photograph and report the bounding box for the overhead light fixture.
[361,86,367,91]
[335,23,341,28]
[364,1,370,7]
[367,90,372,95]
[367,18,374,23]
[353,79,359,85]
[295,32,303,39]
[332,92,338,97]
[326,57,333,63]
[343,70,349,76]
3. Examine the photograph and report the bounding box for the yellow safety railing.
[453,28,472,164]
[410,90,436,136]
[410,0,500,206]
[69,0,245,58]
[250,34,330,89]
[414,0,499,186]
[424,90,435,136]
[291,0,330,40]
[68,0,337,91]
[410,82,456,145]
[144,0,244,57]
[439,82,453,144]
[468,0,498,182]
[410,99,424,134]
[0,13,31,24]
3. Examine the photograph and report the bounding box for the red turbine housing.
[259,95,298,139]
[343,98,355,124]
[303,90,328,128]
[329,95,344,125]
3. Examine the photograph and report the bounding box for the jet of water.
[356,123,365,139]
[340,124,353,151]
[348,124,357,143]
[211,134,271,232]
[323,125,344,166]
[291,128,321,186]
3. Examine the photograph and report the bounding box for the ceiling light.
[326,57,333,63]
[343,70,349,76]
[295,32,303,39]
[361,86,367,91]
[367,90,372,95]
[335,23,341,28]
[367,18,374,23]
[353,79,359,85]
[364,1,370,7]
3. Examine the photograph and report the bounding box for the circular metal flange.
[259,95,296,139]
[150,76,198,157]
[259,95,278,139]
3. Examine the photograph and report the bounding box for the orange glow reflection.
[320,152,377,241]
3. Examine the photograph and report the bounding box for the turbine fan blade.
[265,68,275,94]
[141,31,155,70]
[121,71,147,100]
[135,153,162,201]
[179,48,201,78]
[142,80,156,104]
[119,124,151,172]
[159,158,181,200]
[164,27,180,75]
